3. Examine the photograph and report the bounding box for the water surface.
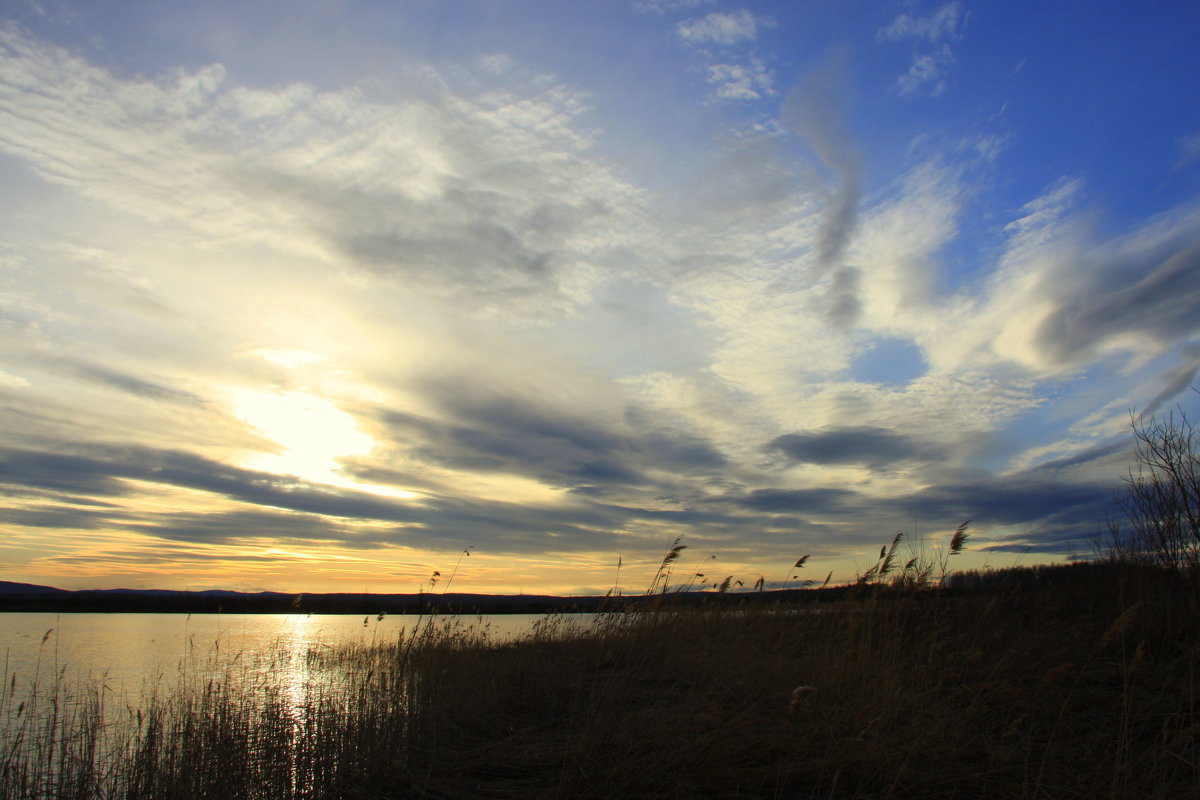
[0,611,567,701]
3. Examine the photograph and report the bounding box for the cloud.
[131,509,380,546]
[1,19,1192,591]
[734,487,856,514]
[899,474,1112,528]
[0,445,420,524]
[769,427,942,467]
[782,55,863,325]
[877,2,964,42]
[1003,177,1081,236]
[56,361,204,406]
[985,184,1200,372]
[895,44,955,97]
[0,442,628,555]
[634,0,714,13]
[877,4,963,98]
[705,60,773,99]
[725,446,1125,556]
[371,379,729,499]
[852,168,1200,382]
[1142,345,1200,416]
[851,160,963,333]
[895,468,1119,555]
[0,25,647,317]
[0,448,135,499]
[0,353,760,560]
[1034,241,1200,366]
[677,10,760,46]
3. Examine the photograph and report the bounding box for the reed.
[1,553,1195,799]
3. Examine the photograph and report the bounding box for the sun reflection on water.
[0,611,561,792]
[276,613,316,728]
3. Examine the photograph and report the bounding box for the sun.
[230,388,415,499]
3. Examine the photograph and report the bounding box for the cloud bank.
[1,4,1198,594]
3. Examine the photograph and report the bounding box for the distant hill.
[0,581,607,613]
[0,581,841,614]
[0,580,68,594]
[83,588,289,597]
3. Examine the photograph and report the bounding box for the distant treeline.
[0,585,590,615]
[0,585,838,614]
[0,561,1138,615]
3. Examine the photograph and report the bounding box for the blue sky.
[1,0,1199,594]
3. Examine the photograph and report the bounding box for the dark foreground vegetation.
[1,559,1197,799]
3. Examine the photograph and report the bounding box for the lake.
[0,610,600,792]
[0,611,578,708]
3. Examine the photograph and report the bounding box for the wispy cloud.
[0,24,648,319]
[1003,176,1082,236]
[1142,345,1200,416]
[677,9,760,46]
[877,3,964,98]
[877,2,964,42]
[705,60,773,99]
[980,183,1200,373]
[895,43,955,97]
[783,54,863,326]
[633,0,714,14]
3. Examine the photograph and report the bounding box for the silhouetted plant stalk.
[647,537,687,594]
[856,521,971,590]
[441,547,474,593]
[784,554,811,589]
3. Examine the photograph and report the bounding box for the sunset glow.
[1,1,1199,595]
[228,388,419,502]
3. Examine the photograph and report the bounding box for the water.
[0,611,600,793]
[0,611,572,705]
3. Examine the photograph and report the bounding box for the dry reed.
[1,555,1195,799]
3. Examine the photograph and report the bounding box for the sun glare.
[230,389,416,499]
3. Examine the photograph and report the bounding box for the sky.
[2,0,1199,596]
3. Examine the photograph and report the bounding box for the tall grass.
[2,559,1196,799]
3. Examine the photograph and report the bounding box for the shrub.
[1106,407,1200,602]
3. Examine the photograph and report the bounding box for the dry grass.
[1,561,1197,799]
